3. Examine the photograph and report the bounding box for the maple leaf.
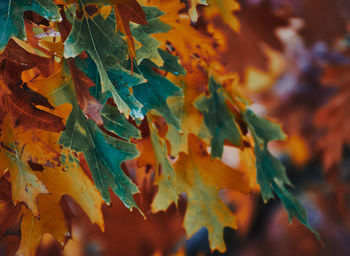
[243,109,319,238]
[152,135,250,252]
[195,77,241,158]
[0,0,61,49]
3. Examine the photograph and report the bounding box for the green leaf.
[64,9,143,117]
[133,59,183,130]
[0,0,61,49]
[195,77,241,158]
[131,6,171,65]
[244,109,286,144]
[76,56,146,120]
[101,103,141,140]
[149,121,178,211]
[243,109,320,239]
[56,82,141,211]
[157,49,186,76]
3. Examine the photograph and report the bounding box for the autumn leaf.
[195,77,241,158]
[152,135,250,252]
[5,147,48,217]
[141,0,216,70]
[243,109,319,238]
[131,6,170,66]
[205,0,241,32]
[57,82,141,211]
[188,0,207,22]
[17,164,104,256]
[101,103,141,140]
[0,0,327,254]
[67,59,103,125]
[63,5,139,117]
[133,59,183,130]
[166,65,210,156]
[0,0,61,49]
[0,39,64,133]
[148,120,178,210]
[113,0,147,63]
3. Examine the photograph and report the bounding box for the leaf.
[243,109,319,238]
[142,0,217,70]
[152,135,250,252]
[0,0,61,49]
[17,164,104,256]
[195,77,241,158]
[131,6,171,66]
[166,67,210,156]
[78,55,146,120]
[57,82,141,211]
[6,146,48,217]
[64,6,138,116]
[0,119,48,218]
[188,0,207,22]
[67,59,103,125]
[113,0,147,62]
[205,0,240,32]
[101,102,141,140]
[157,49,185,76]
[133,59,183,130]
[0,39,65,133]
[149,121,178,211]
[3,84,65,133]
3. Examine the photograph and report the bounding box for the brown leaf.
[67,59,103,125]
[0,40,64,133]
[113,0,147,63]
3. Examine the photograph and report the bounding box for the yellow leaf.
[205,0,241,32]
[153,135,250,252]
[17,165,104,256]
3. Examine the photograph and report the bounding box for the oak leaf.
[152,135,250,252]
[0,0,61,49]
